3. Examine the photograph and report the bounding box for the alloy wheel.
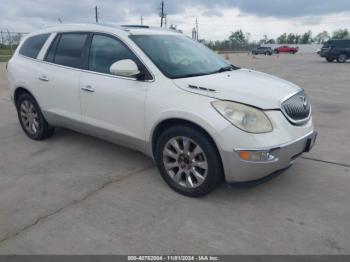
[162,136,208,188]
[20,100,40,135]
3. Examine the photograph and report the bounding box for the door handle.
[81,85,95,93]
[38,76,49,82]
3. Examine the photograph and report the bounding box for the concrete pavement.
[0,54,349,254]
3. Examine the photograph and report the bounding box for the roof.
[27,23,180,37]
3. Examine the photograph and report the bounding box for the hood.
[172,69,302,109]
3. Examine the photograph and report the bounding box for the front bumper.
[221,131,317,183]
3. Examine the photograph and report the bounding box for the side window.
[45,35,60,63]
[19,34,50,59]
[89,34,139,75]
[54,33,88,68]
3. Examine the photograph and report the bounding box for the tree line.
[204,29,349,51]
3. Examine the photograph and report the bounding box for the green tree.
[287,33,296,44]
[277,33,287,44]
[332,29,349,39]
[259,35,268,45]
[229,30,247,46]
[314,31,330,43]
[301,31,313,44]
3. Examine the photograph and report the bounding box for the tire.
[326,57,334,62]
[155,125,223,197]
[16,93,55,140]
[337,53,347,63]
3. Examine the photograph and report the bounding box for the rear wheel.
[337,53,347,63]
[16,93,55,140]
[326,57,335,62]
[155,125,223,197]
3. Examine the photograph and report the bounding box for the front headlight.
[212,101,273,133]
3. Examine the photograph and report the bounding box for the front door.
[79,34,153,148]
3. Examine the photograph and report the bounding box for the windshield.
[130,35,235,79]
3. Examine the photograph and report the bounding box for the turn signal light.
[238,150,277,162]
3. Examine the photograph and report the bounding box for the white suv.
[6,24,317,197]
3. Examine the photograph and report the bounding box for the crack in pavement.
[0,165,154,246]
[302,157,350,168]
[0,154,347,246]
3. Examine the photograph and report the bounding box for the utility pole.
[94,6,99,23]
[195,17,199,40]
[140,16,144,25]
[0,30,4,46]
[159,1,166,28]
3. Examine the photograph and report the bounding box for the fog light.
[238,150,277,162]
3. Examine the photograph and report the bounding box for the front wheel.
[16,93,55,140]
[326,57,335,62]
[155,125,223,197]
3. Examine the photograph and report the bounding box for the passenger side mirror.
[110,59,141,78]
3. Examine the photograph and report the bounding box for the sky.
[1,0,350,41]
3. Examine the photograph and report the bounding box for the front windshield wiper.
[216,64,237,73]
[172,65,240,79]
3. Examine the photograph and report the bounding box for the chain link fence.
[0,30,28,62]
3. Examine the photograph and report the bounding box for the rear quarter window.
[19,34,50,59]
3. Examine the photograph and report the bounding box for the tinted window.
[19,34,50,58]
[337,40,350,47]
[89,34,138,74]
[54,33,88,68]
[45,35,60,63]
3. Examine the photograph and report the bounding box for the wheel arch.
[14,87,35,105]
[151,118,225,177]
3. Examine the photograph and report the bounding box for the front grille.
[281,91,311,125]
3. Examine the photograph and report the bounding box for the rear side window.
[50,33,88,68]
[19,34,50,59]
[45,35,60,63]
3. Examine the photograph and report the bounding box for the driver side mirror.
[110,59,142,78]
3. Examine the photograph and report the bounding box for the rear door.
[41,32,89,124]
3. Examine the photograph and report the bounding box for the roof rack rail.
[121,25,150,29]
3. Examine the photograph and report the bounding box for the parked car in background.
[320,39,350,63]
[6,24,316,197]
[274,46,299,54]
[251,47,273,56]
